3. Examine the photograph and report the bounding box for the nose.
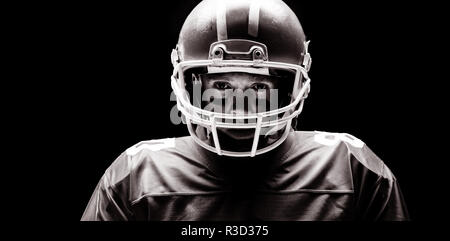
[223,91,258,115]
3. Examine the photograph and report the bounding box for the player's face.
[201,72,280,140]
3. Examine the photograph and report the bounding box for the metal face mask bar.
[171,40,311,157]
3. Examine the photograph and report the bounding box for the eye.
[251,83,269,91]
[213,81,232,90]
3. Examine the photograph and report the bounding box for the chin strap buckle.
[302,41,312,72]
[171,45,180,67]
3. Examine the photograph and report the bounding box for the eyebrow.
[201,74,230,81]
[203,74,276,83]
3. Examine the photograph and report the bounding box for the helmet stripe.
[216,0,228,40]
[248,0,261,37]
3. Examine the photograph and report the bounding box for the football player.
[81,0,409,221]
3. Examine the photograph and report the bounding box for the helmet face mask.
[171,0,311,157]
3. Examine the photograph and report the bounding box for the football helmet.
[171,0,311,157]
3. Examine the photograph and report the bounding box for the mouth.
[217,128,255,140]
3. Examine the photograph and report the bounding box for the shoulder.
[125,138,177,157]
[101,136,217,198]
[290,131,388,178]
[102,136,200,186]
[265,130,390,191]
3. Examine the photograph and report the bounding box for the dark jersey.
[81,131,409,221]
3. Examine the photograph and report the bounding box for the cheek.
[255,90,273,104]
[256,90,270,99]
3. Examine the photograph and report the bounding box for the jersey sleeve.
[359,163,410,220]
[350,144,410,221]
[81,152,134,221]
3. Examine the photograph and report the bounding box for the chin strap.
[291,117,298,130]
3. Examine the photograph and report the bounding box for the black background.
[23,0,439,223]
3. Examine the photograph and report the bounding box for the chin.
[218,129,255,141]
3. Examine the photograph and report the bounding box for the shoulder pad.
[126,138,175,156]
